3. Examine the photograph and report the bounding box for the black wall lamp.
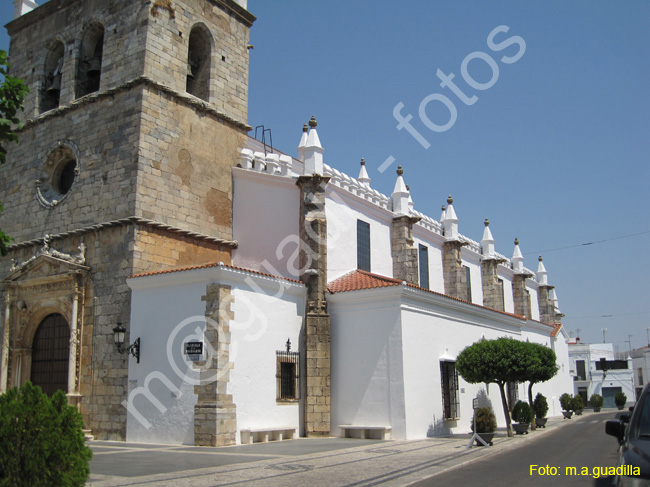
[113,323,140,363]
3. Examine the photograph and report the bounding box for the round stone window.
[36,142,79,208]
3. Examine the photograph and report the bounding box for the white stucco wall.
[330,292,406,438]
[126,265,306,445]
[232,168,301,280]
[413,233,444,293]
[329,284,572,440]
[326,186,393,281]
[460,250,483,305]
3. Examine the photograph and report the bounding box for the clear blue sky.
[2,1,649,351]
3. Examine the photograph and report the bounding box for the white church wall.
[400,290,524,438]
[232,168,301,280]
[126,265,306,445]
[498,266,515,313]
[527,280,540,321]
[125,273,208,445]
[460,249,483,305]
[325,186,393,282]
[413,232,444,293]
[329,291,407,439]
[228,281,305,442]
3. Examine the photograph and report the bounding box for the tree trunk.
[498,381,513,437]
[528,381,536,431]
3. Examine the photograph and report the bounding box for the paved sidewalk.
[88,412,605,487]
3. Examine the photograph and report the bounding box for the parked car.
[606,382,650,486]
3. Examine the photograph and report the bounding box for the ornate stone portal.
[0,236,89,407]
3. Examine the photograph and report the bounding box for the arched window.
[41,41,64,113]
[186,26,212,102]
[76,22,104,98]
[30,314,70,396]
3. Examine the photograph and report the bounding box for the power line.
[524,230,650,255]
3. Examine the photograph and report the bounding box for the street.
[412,412,620,487]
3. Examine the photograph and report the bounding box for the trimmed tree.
[525,341,558,430]
[0,382,93,486]
[456,337,534,437]
[0,49,29,256]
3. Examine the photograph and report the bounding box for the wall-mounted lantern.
[113,323,140,363]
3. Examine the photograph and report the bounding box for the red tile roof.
[328,270,559,335]
[550,323,563,337]
[327,269,402,293]
[129,262,303,284]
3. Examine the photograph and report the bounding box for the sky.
[2,1,649,352]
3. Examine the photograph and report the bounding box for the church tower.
[0,0,255,440]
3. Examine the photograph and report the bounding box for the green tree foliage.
[589,393,604,409]
[0,382,93,487]
[559,392,573,411]
[524,341,558,430]
[511,400,533,424]
[0,49,28,256]
[470,406,497,434]
[456,337,533,437]
[615,391,627,408]
[533,392,549,419]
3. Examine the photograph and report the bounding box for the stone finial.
[536,255,548,285]
[303,116,324,175]
[442,195,459,240]
[392,165,409,216]
[512,237,524,272]
[303,123,308,132]
[440,204,446,222]
[358,158,371,187]
[481,218,495,258]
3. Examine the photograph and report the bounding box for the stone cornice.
[6,217,238,252]
[17,77,251,134]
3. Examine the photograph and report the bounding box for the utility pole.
[602,328,607,344]
[627,334,634,353]
[646,327,649,347]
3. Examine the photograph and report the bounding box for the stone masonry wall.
[143,0,253,124]
[6,0,148,120]
[481,259,505,311]
[194,283,237,446]
[0,89,141,242]
[297,175,331,437]
[443,240,468,301]
[132,227,232,273]
[538,285,556,324]
[512,274,532,318]
[391,216,420,285]
[136,86,247,240]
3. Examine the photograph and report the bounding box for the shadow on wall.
[476,388,493,410]
[427,416,454,437]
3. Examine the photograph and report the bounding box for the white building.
[569,341,634,407]
[630,347,650,399]
[124,120,573,445]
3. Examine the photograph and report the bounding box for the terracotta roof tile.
[327,270,402,293]
[328,270,559,336]
[128,262,303,284]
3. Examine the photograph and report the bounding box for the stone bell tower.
[0,0,255,440]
